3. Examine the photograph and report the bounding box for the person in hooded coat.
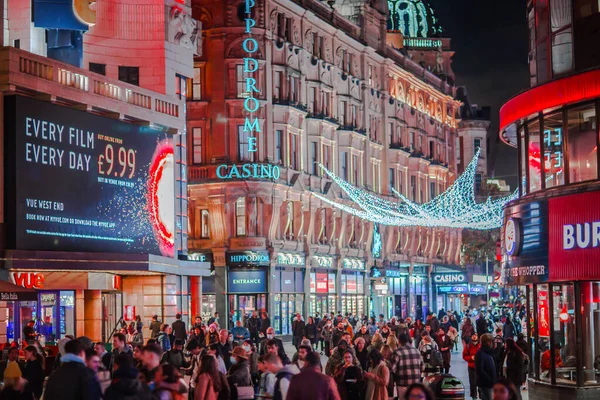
[104,353,151,400]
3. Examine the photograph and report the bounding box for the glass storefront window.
[537,284,552,381]
[543,112,565,188]
[328,273,336,293]
[273,294,282,334]
[568,105,597,183]
[528,118,543,192]
[201,294,216,320]
[59,291,75,339]
[520,126,528,195]
[551,283,576,385]
[580,282,600,386]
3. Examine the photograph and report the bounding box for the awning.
[0,280,38,301]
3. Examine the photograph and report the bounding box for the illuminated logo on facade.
[218,0,280,181]
[433,273,466,284]
[403,38,442,49]
[563,222,600,250]
[277,253,306,267]
[504,217,521,256]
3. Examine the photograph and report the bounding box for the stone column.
[84,290,102,342]
[190,276,202,320]
[75,290,85,337]
[213,249,228,330]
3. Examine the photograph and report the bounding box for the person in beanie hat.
[227,346,252,400]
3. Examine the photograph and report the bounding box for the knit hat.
[4,362,22,380]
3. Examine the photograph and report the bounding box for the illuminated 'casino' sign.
[218,0,280,181]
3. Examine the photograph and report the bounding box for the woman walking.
[23,346,45,400]
[505,338,527,397]
[195,354,231,400]
[363,349,389,400]
[305,317,318,349]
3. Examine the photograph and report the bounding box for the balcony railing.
[2,47,184,130]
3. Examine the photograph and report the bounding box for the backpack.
[430,348,444,368]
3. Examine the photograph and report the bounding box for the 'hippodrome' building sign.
[216,0,281,181]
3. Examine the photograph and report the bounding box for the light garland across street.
[314,149,517,230]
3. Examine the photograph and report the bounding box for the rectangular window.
[341,152,348,181]
[353,154,360,185]
[389,168,395,191]
[308,87,316,113]
[429,141,435,158]
[351,105,357,126]
[274,72,282,100]
[193,67,202,100]
[275,130,283,164]
[474,138,481,149]
[429,182,436,199]
[528,118,542,192]
[290,76,299,103]
[543,112,565,188]
[235,197,246,236]
[568,104,597,183]
[238,126,254,162]
[192,128,202,164]
[310,142,318,175]
[284,17,292,42]
[420,177,425,203]
[89,62,106,75]
[550,0,573,76]
[368,64,373,86]
[200,209,210,239]
[372,162,380,193]
[519,127,528,196]
[340,101,346,125]
[322,92,330,116]
[399,171,403,195]
[175,74,191,100]
[118,66,139,86]
[289,133,298,170]
[236,65,250,98]
[322,144,331,171]
[410,175,417,201]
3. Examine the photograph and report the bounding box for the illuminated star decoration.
[314,149,517,230]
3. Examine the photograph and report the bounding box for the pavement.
[282,340,529,400]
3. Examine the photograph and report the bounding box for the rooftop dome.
[387,0,443,38]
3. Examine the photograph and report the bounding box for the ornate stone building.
[188,0,464,332]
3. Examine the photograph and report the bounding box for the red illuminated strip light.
[500,69,600,133]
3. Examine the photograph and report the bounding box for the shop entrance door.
[102,292,122,342]
[229,294,267,329]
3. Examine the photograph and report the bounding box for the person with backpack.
[264,353,299,400]
[160,339,189,370]
[418,333,440,377]
[156,324,171,352]
[492,328,505,378]
[435,328,453,374]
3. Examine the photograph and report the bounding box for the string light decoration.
[314,149,518,230]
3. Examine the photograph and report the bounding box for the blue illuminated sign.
[228,269,267,293]
[227,251,270,267]
[217,0,280,181]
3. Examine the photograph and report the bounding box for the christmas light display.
[314,149,517,230]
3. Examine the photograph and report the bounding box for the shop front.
[340,258,366,317]
[272,252,305,335]
[502,191,600,398]
[309,255,337,317]
[188,252,215,321]
[432,270,467,312]
[410,266,429,320]
[384,266,409,319]
[226,251,270,328]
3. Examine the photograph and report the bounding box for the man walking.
[247,310,262,345]
[172,313,187,342]
[149,315,161,339]
[287,352,341,400]
[292,313,306,350]
[263,353,299,400]
[463,333,481,400]
[435,328,453,374]
[389,334,424,399]
[475,333,497,400]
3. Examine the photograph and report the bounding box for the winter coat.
[160,350,189,370]
[506,349,527,387]
[157,332,171,352]
[305,323,318,340]
[462,342,480,369]
[355,348,369,371]
[334,364,364,400]
[287,367,341,400]
[260,317,271,335]
[325,347,359,377]
[247,317,261,335]
[476,317,489,336]
[104,366,151,400]
[227,359,252,400]
[503,322,515,340]
[364,361,390,400]
[44,357,102,400]
[292,320,306,339]
[462,321,474,340]
[23,357,45,399]
[231,326,250,341]
[475,345,497,388]
[172,319,187,342]
[150,321,161,339]
[353,331,371,346]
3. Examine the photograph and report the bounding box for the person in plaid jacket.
[389,334,424,399]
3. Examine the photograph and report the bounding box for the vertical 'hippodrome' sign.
[216,0,281,180]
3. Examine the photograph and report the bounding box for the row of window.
[519,101,598,195]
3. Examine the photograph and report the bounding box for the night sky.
[429,0,529,189]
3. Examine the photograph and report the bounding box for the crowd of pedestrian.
[0,307,527,400]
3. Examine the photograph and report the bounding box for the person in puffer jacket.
[463,334,480,400]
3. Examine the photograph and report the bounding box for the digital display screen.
[5,96,175,256]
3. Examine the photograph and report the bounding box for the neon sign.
[218,0,280,181]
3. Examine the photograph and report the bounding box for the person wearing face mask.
[259,327,289,361]
[242,340,260,389]
[226,346,252,400]
[217,329,234,370]
[463,334,481,400]
[321,318,334,357]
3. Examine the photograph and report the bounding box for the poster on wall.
[5,96,175,257]
[538,290,550,337]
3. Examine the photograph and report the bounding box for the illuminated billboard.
[4,96,175,257]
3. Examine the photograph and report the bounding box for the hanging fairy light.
[314,149,517,230]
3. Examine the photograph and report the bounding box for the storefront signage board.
[342,258,365,270]
[228,270,267,293]
[277,253,305,267]
[433,273,466,284]
[501,200,549,284]
[538,290,550,337]
[5,96,175,257]
[549,191,600,280]
[227,251,270,267]
[314,256,334,268]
